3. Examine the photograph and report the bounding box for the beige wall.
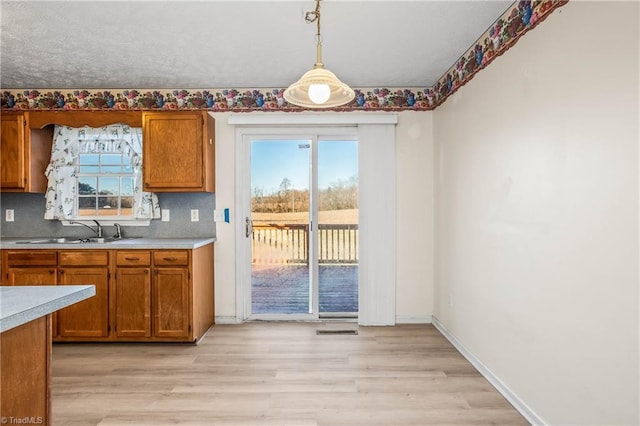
[212,111,435,322]
[433,2,639,424]
[396,112,434,322]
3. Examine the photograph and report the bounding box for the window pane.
[98,196,118,216]
[78,177,97,195]
[79,154,99,165]
[78,197,96,216]
[101,165,122,174]
[98,177,119,195]
[121,177,134,196]
[121,197,134,216]
[102,154,121,165]
[79,165,99,173]
[74,140,138,219]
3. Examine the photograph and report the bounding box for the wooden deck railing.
[252,224,358,265]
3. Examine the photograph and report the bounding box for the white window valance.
[44,124,160,220]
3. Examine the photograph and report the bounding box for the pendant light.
[284,0,355,108]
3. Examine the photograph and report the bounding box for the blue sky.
[251,139,357,193]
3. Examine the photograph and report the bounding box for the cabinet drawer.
[116,251,151,266]
[59,251,109,266]
[153,251,189,266]
[6,251,57,266]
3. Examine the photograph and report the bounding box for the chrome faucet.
[69,220,103,238]
[113,223,122,239]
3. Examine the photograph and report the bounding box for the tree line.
[252,176,357,213]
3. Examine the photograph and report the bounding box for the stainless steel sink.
[16,237,133,244]
[16,237,82,244]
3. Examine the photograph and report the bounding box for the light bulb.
[308,83,330,104]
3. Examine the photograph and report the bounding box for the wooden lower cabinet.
[114,250,152,338]
[3,250,57,283]
[114,267,152,338]
[57,251,110,339]
[113,247,213,342]
[153,267,190,338]
[3,250,59,337]
[7,266,57,285]
[1,244,214,343]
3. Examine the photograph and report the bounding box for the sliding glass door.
[247,136,358,318]
[250,139,311,315]
[317,140,358,316]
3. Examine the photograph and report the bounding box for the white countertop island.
[0,285,95,425]
[1,285,95,332]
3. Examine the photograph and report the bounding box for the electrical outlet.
[191,209,199,222]
[161,209,170,222]
[5,209,14,222]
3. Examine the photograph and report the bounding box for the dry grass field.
[252,209,358,225]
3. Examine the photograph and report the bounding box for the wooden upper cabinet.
[28,111,142,129]
[142,112,214,192]
[1,112,52,192]
[1,113,25,189]
[1,110,214,193]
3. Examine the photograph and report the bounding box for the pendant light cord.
[305,0,324,67]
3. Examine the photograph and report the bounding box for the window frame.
[66,140,149,226]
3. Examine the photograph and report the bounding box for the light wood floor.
[52,323,528,426]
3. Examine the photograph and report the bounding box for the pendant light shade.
[284,0,355,109]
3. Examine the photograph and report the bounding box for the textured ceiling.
[0,1,512,89]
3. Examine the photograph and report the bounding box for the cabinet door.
[115,268,151,338]
[143,113,204,191]
[7,267,56,286]
[152,268,190,338]
[1,114,26,189]
[58,267,109,338]
[7,267,59,337]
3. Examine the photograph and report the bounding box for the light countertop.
[0,237,215,250]
[0,285,95,333]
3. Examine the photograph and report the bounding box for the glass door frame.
[236,126,358,322]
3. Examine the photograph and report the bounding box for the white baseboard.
[395,315,433,324]
[214,316,242,324]
[216,316,434,324]
[431,316,546,426]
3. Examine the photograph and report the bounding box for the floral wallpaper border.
[0,0,567,113]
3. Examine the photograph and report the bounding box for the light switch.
[191,209,199,222]
[161,209,170,222]
[213,209,225,222]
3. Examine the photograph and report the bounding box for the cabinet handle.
[163,257,177,261]
[124,257,140,261]
[49,269,55,274]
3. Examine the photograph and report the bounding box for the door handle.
[245,217,253,238]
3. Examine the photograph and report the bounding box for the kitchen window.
[44,124,160,223]
[76,147,135,217]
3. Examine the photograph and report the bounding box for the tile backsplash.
[0,192,216,238]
